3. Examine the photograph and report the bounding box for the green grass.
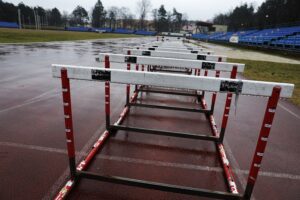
[228,58,300,106]
[0,28,139,43]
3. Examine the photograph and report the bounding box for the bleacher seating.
[66,27,91,32]
[135,30,157,36]
[0,21,19,28]
[93,28,113,33]
[271,34,300,49]
[192,25,300,51]
[113,28,135,34]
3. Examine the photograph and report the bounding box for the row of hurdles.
[52,37,294,200]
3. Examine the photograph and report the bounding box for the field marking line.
[1,141,300,182]
[0,84,91,114]
[40,96,125,200]
[278,103,300,120]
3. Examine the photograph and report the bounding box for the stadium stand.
[192,25,300,51]
[0,21,19,28]
[65,26,92,32]
[135,30,157,36]
[93,28,113,33]
[113,28,135,34]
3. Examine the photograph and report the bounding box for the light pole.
[18,9,22,29]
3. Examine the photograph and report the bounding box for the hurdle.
[98,52,243,115]
[140,43,206,51]
[123,48,227,62]
[135,46,214,55]
[52,59,294,199]
[98,53,244,73]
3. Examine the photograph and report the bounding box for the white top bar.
[136,46,214,55]
[141,44,206,51]
[98,53,244,72]
[52,64,294,98]
[123,49,227,62]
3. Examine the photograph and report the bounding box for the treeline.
[0,0,188,32]
[152,5,188,32]
[213,0,300,31]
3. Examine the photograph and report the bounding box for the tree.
[172,8,183,32]
[136,0,151,30]
[119,7,134,29]
[91,0,106,27]
[61,11,69,27]
[71,5,88,26]
[213,13,229,25]
[152,8,158,31]
[18,2,34,25]
[228,4,254,31]
[157,5,168,32]
[48,8,61,26]
[107,7,118,29]
[0,1,17,22]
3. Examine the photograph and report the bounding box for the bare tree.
[136,0,151,30]
[107,6,118,29]
[119,7,134,29]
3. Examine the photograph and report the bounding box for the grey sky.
[6,0,265,21]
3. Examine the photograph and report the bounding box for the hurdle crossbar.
[52,65,293,98]
[98,53,244,72]
[141,44,206,51]
[136,46,214,54]
[123,49,227,62]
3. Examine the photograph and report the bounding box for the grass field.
[229,58,300,106]
[0,28,139,43]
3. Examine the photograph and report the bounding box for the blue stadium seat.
[66,27,91,32]
[0,21,19,28]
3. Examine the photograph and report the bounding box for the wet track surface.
[0,38,300,200]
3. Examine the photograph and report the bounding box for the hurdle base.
[128,103,211,114]
[77,170,242,200]
[110,125,219,142]
[137,87,203,97]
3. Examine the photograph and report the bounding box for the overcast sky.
[6,0,265,21]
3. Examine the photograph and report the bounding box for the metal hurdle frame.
[52,57,294,200]
[123,48,227,62]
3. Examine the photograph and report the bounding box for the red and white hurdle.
[52,56,293,199]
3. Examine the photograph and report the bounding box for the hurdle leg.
[135,64,139,91]
[210,70,220,114]
[219,66,238,143]
[202,70,208,97]
[104,56,111,131]
[244,86,281,199]
[60,69,76,179]
[126,51,131,106]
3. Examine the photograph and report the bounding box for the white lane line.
[0,93,59,114]
[279,103,300,120]
[223,139,248,189]
[41,97,125,200]
[1,141,300,181]
[0,84,89,114]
